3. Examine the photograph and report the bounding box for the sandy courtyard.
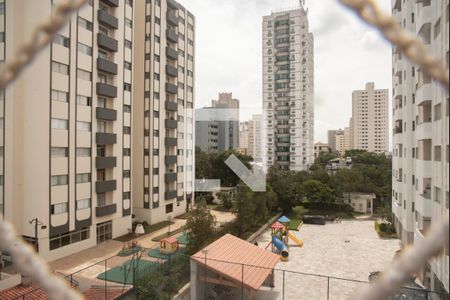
[255,219,401,300]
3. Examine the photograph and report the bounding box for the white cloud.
[184,0,392,144]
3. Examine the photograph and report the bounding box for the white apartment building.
[0,0,195,262]
[1,0,134,261]
[248,114,263,163]
[313,142,330,159]
[239,121,249,155]
[132,0,195,225]
[351,82,389,154]
[391,0,449,296]
[262,6,314,171]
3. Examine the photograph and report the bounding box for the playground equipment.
[266,216,304,260]
[160,236,180,254]
[272,236,289,261]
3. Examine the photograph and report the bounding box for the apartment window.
[77,147,91,157]
[77,121,91,132]
[434,145,441,161]
[98,97,106,108]
[51,203,68,215]
[123,192,131,200]
[0,3,4,15]
[125,18,133,28]
[77,199,91,210]
[76,173,91,184]
[97,121,106,133]
[77,69,92,81]
[434,103,442,121]
[154,92,160,100]
[52,61,69,75]
[124,83,132,92]
[0,32,3,43]
[124,61,132,70]
[154,54,160,62]
[124,105,131,113]
[97,193,106,207]
[51,147,68,158]
[155,36,160,43]
[153,130,159,137]
[144,168,149,175]
[155,17,160,25]
[78,43,92,56]
[49,227,89,250]
[51,90,69,103]
[188,39,194,46]
[433,18,441,39]
[123,170,131,178]
[97,221,112,244]
[53,34,70,48]
[153,149,159,156]
[165,203,173,214]
[125,39,132,49]
[434,187,441,203]
[153,168,159,175]
[123,148,131,156]
[77,95,91,106]
[78,17,93,31]
[51,175,68,186]
[124,126,131,135]
[51,118,68,130]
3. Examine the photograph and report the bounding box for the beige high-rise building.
[262,6,314,171]
[1,0,134,261]
[132,0,195,225]
[313,142,330,159]
[391,0,449,295]
[239,121,249,155]
[0,0,195,262]
[248,114,262,163]
[351,82,389,154]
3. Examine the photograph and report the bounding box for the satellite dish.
[135,224,145,235]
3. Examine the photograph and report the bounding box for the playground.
[256,218,400,299]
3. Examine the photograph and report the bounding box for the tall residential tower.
[262,6,314,171]
[132,0,195,225]
[391,0,449,295]
[1,0,134,261]
[351,82,389,154]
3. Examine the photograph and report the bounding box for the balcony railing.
[95,180,117,193]
[96,203,117,217]
[98,10,118,29]
[97,57,118,75]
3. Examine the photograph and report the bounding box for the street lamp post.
[29,218,47,252]
[167,215,172,235]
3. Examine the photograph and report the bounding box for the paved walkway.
[49,210,235,276]
[256,219,401,299]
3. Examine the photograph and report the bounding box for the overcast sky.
[183,0,392,143]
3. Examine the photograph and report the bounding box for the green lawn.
[132,220,175,234]
[97,260,160,284]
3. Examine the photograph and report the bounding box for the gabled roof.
[161,236,178,244]
[191,234,279,290]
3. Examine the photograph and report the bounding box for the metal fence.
[7,251,443,300]
[191,256,447,300]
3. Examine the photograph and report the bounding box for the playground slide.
[288,232,304,247]
[272,236,289,260]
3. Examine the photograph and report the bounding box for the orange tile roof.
[191,234,280,291]
[161,236,178,244]
[83,287,128,300]
[0,284,47,300]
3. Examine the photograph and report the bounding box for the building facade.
[391,0,449,295]
[132,0,195,225]
[238,121,249,155]
[313,142,330,159]
[1,0,134,261]
[248,114,262,163]
[262,6,314,171]
[327,129,343,152]
[0,0,195,262]
[195,93,239,153]
[351,82,389,154]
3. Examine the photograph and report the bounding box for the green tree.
[185,202,216,254]
[302,179,335,203]
[210,150,253,187]
[217,191,233,209]
[234,186,257,235]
